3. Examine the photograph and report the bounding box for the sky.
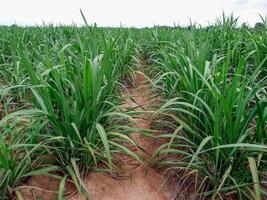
[0,0,266,27]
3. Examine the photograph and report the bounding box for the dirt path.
[21,66,170,200]
[69,69,169,200]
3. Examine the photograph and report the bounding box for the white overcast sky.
[0,0,266,27]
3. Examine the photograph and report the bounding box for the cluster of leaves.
[0,15,138,199]
[148,15,267,199]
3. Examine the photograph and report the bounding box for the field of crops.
[0,15,266,200]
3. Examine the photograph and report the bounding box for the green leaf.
[96,123,112,171]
